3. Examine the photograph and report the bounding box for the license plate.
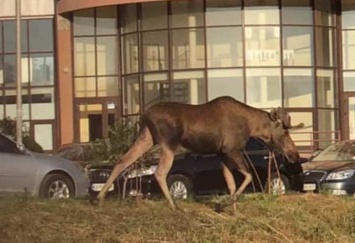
[303,183,316,191]
[91,183,114,192]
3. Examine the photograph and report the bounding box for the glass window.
[123,75,140,115]
[0,25,2,52]
[206,0,241,26]
[34,124,53,151]
[0,134,20,154]
[0,0,15,17]
[3,20,27,53]
[315,0,336,26]
[206,27,243,68]
[142,31,169,71]
[207,69,244,102]
[142,2,168,30]
[342,30,355,70]
[171,0,204,28]
[120,4,137,34]
[97,37,118,75]
[144,73,169,108]
[342,9,355,30]
[282,0,312,25]
[246,68,281,108]
[4,54,16,85]
[318,109,337,149]
[74,37,96,76]
[97,77,119,97]
[317,69,335,108]
[172,28,205,69]
[344,72,355,91]
[122,34,139,74]
[31,87,55,119]
[29,19,53,52]
[284,69,314,108]
[96,7,117,35]
[29,54,54,86]
[73,9,95,36]
[75,77,96,98]
[5,89,29,120]
[0,58,3,85]
[244,0,279,25]
[289,112,313,147]
[245,27,280,66]
[173,71,206,104]
[282,27,313,66]
[316,27,335,67]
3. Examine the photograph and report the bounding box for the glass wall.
[71,0,341,149]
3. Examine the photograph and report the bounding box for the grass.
[1,193,355,243]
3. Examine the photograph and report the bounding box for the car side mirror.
[17,143,27,154]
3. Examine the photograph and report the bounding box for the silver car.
[0,133,89,199]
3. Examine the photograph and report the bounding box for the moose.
[95,96,301,211]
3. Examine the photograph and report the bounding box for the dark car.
[88,137,303,199]
[302,140,355,196]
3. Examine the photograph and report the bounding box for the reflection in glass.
[4,54,15,85]
[120,4,137,34]
[284,69,314,108]
[31,87,55,119]
[75,77,96,97]
[29,19,53,52]
[315,0,336,26]
[0,58,3,84]
[74,37,96,76]
[144,73,169,108]
[206,27,243,67]
[3,20,27,53]
[342,9,355,29]
[0,26,2,53]
[348,97,355,140]
[171,0,203,28]
[98,77,119,97]
[122,34,139,74]
[318,109,337,148]
[73,9,95,36]
[30,54,54,86]
[173,71,206,104]
[142,31,168,71]
[97,37,118,75]
[172,29,205,69]
[34,124,53,150]
[316,28,335,67]
[5,89,29,119]
[206,0,241,26]
[142,2,168,30]
[96,7,117,35]
[282,0,312,25]
[317,69,335,108]
[343,72,355,91]
[246,68,281,108]
[244,0,279,25]
[123,75,140,115]
[342,30,355,70]
[208,69,243,102]
[282,27,313,66]
[245,27,280,66]
[289,112,313,147]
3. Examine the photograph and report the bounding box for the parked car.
[88,137,304,199]
[0,133,90,199]
[303,140,355,196]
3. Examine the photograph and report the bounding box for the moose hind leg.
[154,145,177,211]
[220,161,237,212]
[96,127,153,205]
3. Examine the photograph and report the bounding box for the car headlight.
[326,169,355,180]
[126,165,158,179]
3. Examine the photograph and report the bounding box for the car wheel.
[264,173,290,195]
[168,174,193,200]
[39,173,75,199]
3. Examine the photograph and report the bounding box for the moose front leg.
[154,145,177,211]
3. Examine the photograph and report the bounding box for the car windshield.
[312,141,355,162]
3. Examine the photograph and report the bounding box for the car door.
[0,134,37,195]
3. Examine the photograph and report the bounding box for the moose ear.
[269,108,279,121]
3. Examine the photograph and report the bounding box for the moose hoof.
[89,198,99,206]
[214,203,225,213]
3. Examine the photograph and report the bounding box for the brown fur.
[96,96,300,211]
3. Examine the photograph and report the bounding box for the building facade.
[1,0,355,151]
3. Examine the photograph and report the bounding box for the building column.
[56,14,74,146]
